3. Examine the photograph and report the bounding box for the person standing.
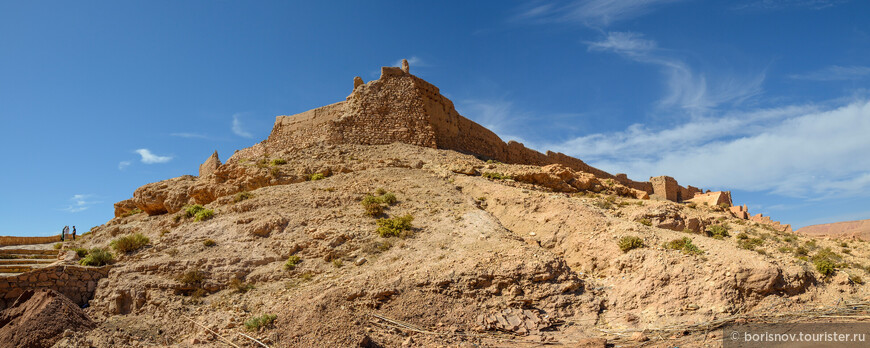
[61,225,68,242]
[72,226,77,241]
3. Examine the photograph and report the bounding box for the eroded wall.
[0,265,111,310]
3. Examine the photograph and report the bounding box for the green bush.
[375,188,387,195]
[229,278,254,293]
[110,233,150,253]
[178,268,205,286]
[72,247,89,258]
[738,238,764,250]
[814,258,836,277]
[481,172,509,180]
[245,314,277,331]
[637,218,652,226]
[665,237,704,255]
[194,209,214,222]
[185,204,205,218]
[361,191,398,217]
[270,158,287,165]
[707,225,730,239]
[376,214,414,238]
[308,173,325,181]
[79,248,113,266]
[233,191,254,203]
[362,195,385,217]
[618,236,645,252]
[203,239,216,247]
[53,243,62,250]
[736,232,749,240]
[284,255,301,270]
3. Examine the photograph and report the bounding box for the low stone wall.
[0,265,111,310]
[0,235,61,247]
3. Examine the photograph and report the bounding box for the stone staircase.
[0,249,57,274]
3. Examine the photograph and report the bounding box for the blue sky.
[1,0,868,236]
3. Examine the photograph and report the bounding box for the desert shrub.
[299,272,314,281]
[718,203,731,210]
[233,191,254,203]
[686,203,697,209]
[53,243,62,250]
[618,236,645,252]
[665,237,704,255]
[362,195,385,217]
[121,207,143,218]
[72,247,89,258]
[592,199,612,210]
[185,204,205,218]
[707,225,730,239]
[380,192,397,205]
[284,255,301,270]
[481,172,509,180]
[637,218,652,226]
[850,274,865,285]
[194,209,214,222]
[794,246,809,256]
[79,248,113,266]
[805,239,818,250]
[843,248,852,255]
[812,248,842,277]
[229,278,254,293]
[814,258,836,277]
[778,246,793,253]
[270,158,286,165]
[361,191,398,217]
[203,239,216,247]
[736,232,749,240]
[110,233,150,253]
[783,236,796,243]
[178,269,205,287]
[332,259,343,268]
[244,314,277,331]
[308,173,325,181]
[840,241,849,248]
[738,238,764,250]
[376,214,414,238]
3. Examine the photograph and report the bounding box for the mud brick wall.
[0,265,111,310]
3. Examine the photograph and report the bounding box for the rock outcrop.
[0,289,96,348]
[132,175,196,215]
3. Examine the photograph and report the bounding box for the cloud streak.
[135,149,173,164]
[516,0,684,26]
[586,31,765,113]
[789,65,870,81]
[170,132,208,139]
[118,161,131,170]
[63,194,99,213]
[232,113,253,138]
[547,99,870,198]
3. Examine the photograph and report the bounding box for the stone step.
[0,254,56,260]
[0,259,55,265]
[0,265,35,273]
[0,249,58,256]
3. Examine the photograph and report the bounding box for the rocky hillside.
[799,219,870,241]
[36,63,870,347]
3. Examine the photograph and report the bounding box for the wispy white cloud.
[516,0,685,26]
[170,132,208,139]
[232,113,253,138]
[135,149,173,164]
[736,0,848,11]
[63,194,100,213]
[586,31,766,113]
[789,65,870,81]
[548,99,870,199]
[118,161,131,170]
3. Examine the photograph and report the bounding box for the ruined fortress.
[230,60,703,202]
